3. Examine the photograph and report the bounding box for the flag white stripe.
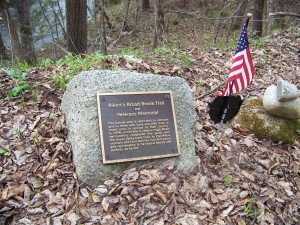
[237,79,242,91]
[231,59,243,69]
[235,50,245,58]
[241,68,248,86]
[244,50,253,81]
[228,68,243,78]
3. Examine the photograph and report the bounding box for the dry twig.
[138,193,175,225]
[195,83,223,100]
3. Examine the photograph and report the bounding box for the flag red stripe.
[246,48,255,77]
[243,60,250,87]
[230,61,243,72]
[221,48,254,96]
[231,55,244,66]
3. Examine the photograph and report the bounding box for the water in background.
[0,0,94,49]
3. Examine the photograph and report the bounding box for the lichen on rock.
[235,98,300,144]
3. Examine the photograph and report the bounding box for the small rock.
[94,185,108,196]
[123,55,143,64]
[198,175,208,194]
[221,205,234,217]
[18,218,33,225]
[198,199,211,209]
[27,208,44,215]
[195,122,203,131]
[239,190,249,199]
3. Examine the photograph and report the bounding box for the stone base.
[61,70,197,186]
[236,98,300,144]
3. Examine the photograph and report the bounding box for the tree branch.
[269,12,300,18]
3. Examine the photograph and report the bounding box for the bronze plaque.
[97,91,180,164]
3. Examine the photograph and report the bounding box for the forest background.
[0,0,299,66]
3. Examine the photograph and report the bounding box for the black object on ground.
[208,95,244,123]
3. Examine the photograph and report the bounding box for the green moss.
[236,98,300,144]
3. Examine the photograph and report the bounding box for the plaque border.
[96,91,180,164]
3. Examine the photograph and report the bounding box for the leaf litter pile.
[0,28,299,225]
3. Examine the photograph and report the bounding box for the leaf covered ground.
[0,27,299,225]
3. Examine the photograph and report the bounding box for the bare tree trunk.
[96,2,113,29]
[0,31,8,60]
[134,0,139,29]
[0,0,25,63]
[142,0,150,11]
[213,11,225,44]
[252,0,265,38]
[49,0,67,39]
[95,0,113,30]
[56,0,65,23]
[56,0,66,39]
[231,0,248,30]
[38,0,57,59]
[89,0,98,38]
[52,10,59,41]
[183,0,189,10]
[122,0,131,31]
[268,0,285,30]
[153,2,158,49]
[100,0,107,55]
[152,0,165,50]
[66,0,87,55]
[87,1,96,39]
[17,0,37,64]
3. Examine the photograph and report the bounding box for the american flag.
[220,18,255,96]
